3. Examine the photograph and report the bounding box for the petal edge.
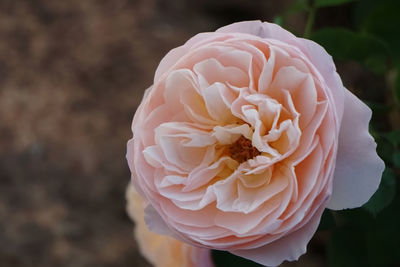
[328,89,385,210]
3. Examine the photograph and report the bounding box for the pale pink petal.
[216,20,265,38]
[230,204,325,267]
[184,156,238,192]
[217,20,345,125]
[216,49,253,74]
[201,83,237,123]
[261,22,345,127]
[327,90,385,210]
[144,204,179,238]
[213,124,253,145]
[237,167,272,188]
[215,197,281,235]
[234,173,288,213]
[296,38,345,123]
[155,46,189,82]
[193,58,249,88]
[143,146,186,174]
[190,247,214,267]
[154,32,228,82]
[289,101,328,161]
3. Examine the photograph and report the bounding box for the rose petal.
[230,203,326,266]
[327,89,385,210]
[217,20,345,126]
[217,20,265,38]
[154,33,226,82]
[144,204,178,238]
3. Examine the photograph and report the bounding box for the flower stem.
[304,1,317,38]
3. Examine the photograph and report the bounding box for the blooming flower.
[126,21,384,266]
[126,184,214,267]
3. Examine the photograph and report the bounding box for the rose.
[126,21,384,266]
[126,184,214,267]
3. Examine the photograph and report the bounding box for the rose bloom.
[126,184,214,267]
[126,21,384,266]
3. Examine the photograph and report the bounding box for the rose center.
[228,136,261,163]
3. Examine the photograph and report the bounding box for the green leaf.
[353,0,378,29]
[274,0,309,28]
[273,16,284,26]
[393,151,400,168]
[355,0,400,64]
[364,54,387,75]
[335,208,374,229]
[317,209,335,231]
[363,168,396,216]
[283,0,309,15]
[212,250,263,267]
[328,226,368,267]
[364,101,392,114]
[330,194,400,266]
[395,68,400,104]
[315,0,357,8]
[365,192,400,265]
[311,28,389,70]
[376,136,395,163]
[383,130,400,147]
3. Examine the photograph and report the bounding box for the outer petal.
[295,38,345,123]
[217,20,266,37]
[154,33,226,82]
[327,90,385,210]
[144,204,178,237]
[155,46,189,82]
[144,202,209,246]
[230,204,326,266]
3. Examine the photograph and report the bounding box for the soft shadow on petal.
[327,90,385,210]
[144,204,177,237]
[229,204,325,267]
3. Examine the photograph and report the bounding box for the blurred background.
[0,0,399,266]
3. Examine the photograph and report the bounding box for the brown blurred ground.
[0,1,369,266]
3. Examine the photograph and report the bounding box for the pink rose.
[126,21,384,266]
[126,184,214,267]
